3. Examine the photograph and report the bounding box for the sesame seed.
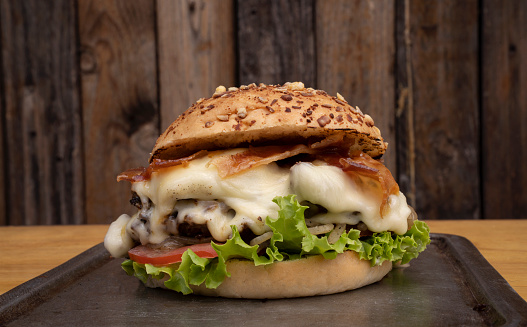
[266,105,275,113]
[336,106,344,112]
[317,116,331,127]
[292,106,301,109]
[217,114,229,121]
[205,121,215,128]
[335,99,346,106]
[306,110,313,115]
[270,99,278,106]
[322,104,332,108]
[300,92,313,97]
[228,87,239,92]
[215,85,227,94]
[258,96,268,104]
[237,107,247,119]
[286,81,305,90]
[281,94,293,101]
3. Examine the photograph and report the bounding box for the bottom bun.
[145,251,392,299]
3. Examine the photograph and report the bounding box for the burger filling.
[107,146,409,256]
[104,144,430,294]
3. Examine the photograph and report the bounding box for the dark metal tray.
[1,234,526,326]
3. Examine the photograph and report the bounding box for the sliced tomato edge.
[128,242,219,266]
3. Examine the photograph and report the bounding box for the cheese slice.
[104,149,411,258]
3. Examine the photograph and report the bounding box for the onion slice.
[249,231,273,246]
[328,223,346,244]
[308,224,334,235]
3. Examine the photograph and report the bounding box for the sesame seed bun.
[150,82,387,162]
[145,251,392,299]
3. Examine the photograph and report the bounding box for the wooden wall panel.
[397,0,480,219]
[78,0,159,224]
[0,104,3,225]
[237,0,315,87]
[0,0,84,225]
[157,0,236,128]
[0,3,5,226]
[482,0,527,219]
[1,1,527,225]
[316,0,396,173]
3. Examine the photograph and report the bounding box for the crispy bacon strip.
[117,141,400,218]
[117,150,208,182]
[210,144,315,178]
[211,145,399,217]
[337,153,399,217]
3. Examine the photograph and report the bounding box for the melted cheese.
[104,214,135,258]
[131,149,290,244]
[290,162,409,234]
[104,149,411,258]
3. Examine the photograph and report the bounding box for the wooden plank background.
[1,0,84,224]
[0,0,525,225]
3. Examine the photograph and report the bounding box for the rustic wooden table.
[1,220,526,300]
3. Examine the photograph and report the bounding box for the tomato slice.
[128,242,218,266]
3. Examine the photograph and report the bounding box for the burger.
[104,82,430,299]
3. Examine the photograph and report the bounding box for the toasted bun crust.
[145,251,392,299]
[151,82,387,162]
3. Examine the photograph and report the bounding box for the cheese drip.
[131,150,290,244]
[104,149,411,258]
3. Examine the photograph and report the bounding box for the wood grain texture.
[78,0,159,224]
[0,0,84,225]
[482,0,527,219]
[316,0,396,173]
[397,0,480,219]
[1,1,526,225]
[0,225,107,294]
[157,0,236,128]
[237,0,315,87]
[0,3,4,226]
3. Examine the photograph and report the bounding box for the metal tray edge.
[432,233,527,326]
[0,243,111,324]
[1,234,526,325]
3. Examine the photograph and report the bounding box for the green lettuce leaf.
[122,194,431,294]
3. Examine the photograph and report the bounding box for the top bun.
[151,82,387,162]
